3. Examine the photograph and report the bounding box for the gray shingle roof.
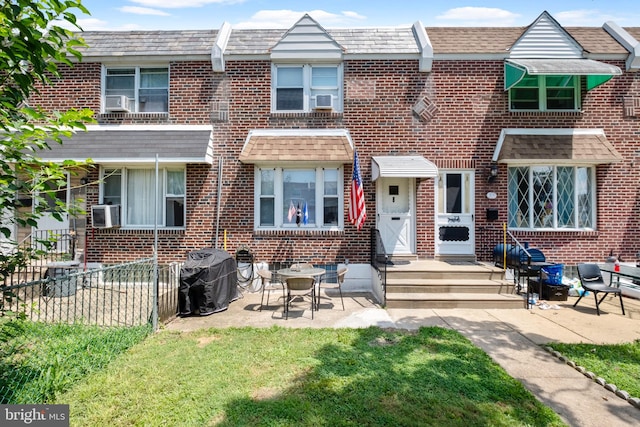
[74,26,638,59]
[77,30,217,58]
[37,127,214,164]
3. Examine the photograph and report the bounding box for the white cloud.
[233,9,367,29]
[435,7,521,26]
[131,0,244,8]
[73,17,144,32]
[553,10,620,26]
[119,6,171,17]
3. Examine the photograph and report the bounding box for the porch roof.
[239,129,353,164]
[371,156,438,181]
[492,129,623,165]
[36,125,214,164]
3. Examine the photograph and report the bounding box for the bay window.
[101,167,185,228]
[256,166,343,229]
[508,165,594,230]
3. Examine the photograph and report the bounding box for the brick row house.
[24,11,640,296]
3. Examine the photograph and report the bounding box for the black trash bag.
[179,248,239,316]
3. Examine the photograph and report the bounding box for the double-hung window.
[509,75,580,112]
[256,166,343,229]
[101,167,185,228]
[104,67,169,113]
[508,165,595,230]
[273,64,342,112]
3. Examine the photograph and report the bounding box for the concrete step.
[386,278,515,294]
[385,292,525,309]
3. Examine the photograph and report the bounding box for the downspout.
[214,156,223,248]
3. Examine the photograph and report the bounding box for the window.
[104,67,169,113]
[273,64,342,112]
[509,75,580,111]
[101,167,185,228]
[507,165,594,230]
[255,166,343,229]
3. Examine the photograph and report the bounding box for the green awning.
[504,58,622,91]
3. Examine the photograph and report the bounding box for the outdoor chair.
[284,276,316,319]
[316,267,346,311]
[257,269,285,312]
[575,263,625,316]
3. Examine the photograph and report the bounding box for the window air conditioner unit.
[314,94,333,110]
[105,95,131,112]
[91,204,121,229]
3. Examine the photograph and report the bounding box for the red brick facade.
[27,40,640,268]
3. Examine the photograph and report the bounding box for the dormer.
[504,11,622,112]
[270,14,345,113]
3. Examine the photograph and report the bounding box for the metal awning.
[239,129,353,164]
[492,129,623,165]
[371,156,438,181]
[504,58,622,91]
[36,125,214,164]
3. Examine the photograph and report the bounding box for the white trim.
[212,21,232,72]
[412,21,433,72]
[603,21,640,71]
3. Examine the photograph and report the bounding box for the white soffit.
[371,156,438,181]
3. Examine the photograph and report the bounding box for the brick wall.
[28,56,640,267]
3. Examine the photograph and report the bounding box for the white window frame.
[254,165,344,230]
[271,64,343,113]
[509,75,581,112]
[507,165,596,231]
[102,65,169,113]
[99,166,186,229]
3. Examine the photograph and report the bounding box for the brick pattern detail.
[623,96,640,117]
[412,96,438,122]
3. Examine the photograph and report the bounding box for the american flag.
[348,149,366,230]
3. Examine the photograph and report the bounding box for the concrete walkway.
[166,289,640,427]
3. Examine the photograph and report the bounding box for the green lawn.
[547,340,640,397]
[56,326,564,426]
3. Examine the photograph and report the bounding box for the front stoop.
[384,260,524,309]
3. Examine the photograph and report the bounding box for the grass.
[56,326,565,426]
[0,319,151,404]
[547,340,640,397]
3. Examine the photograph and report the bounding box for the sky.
[72,0,639,31]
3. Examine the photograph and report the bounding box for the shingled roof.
[74,25,638,59]
[77,30,217,59]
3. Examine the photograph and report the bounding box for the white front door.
[34,175,71,252]
[435,171,475,256]
[377,177,414,255]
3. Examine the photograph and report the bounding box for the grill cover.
[179,248,239,316]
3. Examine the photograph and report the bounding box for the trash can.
[43,261,80,297]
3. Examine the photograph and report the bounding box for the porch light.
[488,163,498,183]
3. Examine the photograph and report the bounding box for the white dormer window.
[272,64,342,113]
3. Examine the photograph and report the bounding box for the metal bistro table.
[277,266,326,280]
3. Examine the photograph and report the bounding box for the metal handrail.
[370,227,387,305]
